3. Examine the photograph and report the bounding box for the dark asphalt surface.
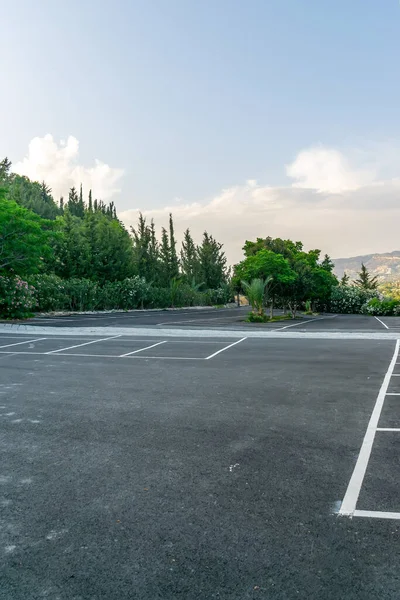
[16,309,400,332]
[1,335,400,599]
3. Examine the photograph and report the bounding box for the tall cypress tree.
[181,228,199,283]
[68,186,80,216]
[59,196,64,214]
[168,213,179,280]
[88,189,93,212]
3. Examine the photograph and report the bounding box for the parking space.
[1,331,400,599]
[0,334,246,360]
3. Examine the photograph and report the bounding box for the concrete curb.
[0,324,399,341]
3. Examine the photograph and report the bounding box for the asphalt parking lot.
[18,308,400,333]
[1,328,400,599]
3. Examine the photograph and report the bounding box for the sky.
[2,0,400,264]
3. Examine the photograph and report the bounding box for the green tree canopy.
[0,188,54,276]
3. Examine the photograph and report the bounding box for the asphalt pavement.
[1,334,400,599]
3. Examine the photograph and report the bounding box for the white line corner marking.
[339,339,400,518]
[205,337,247,360]
[119,341,166,357]
[374,316,389,330]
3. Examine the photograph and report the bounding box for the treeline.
[0,157,230,317]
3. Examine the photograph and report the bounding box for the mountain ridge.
[333,250,400,282]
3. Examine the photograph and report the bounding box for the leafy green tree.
[7,174,60,219]
[0,188,53,275]
[88,189,93,212]
[159,227,171,286]
[197,232,228,289]
[67,187,81,217]
[355,263,378,290]
[78,184,85,217]
[0,157,12,183]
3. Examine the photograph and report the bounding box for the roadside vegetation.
[1,156,400,320]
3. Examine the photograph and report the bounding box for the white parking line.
[374,316,389,329]
[386,392,400,395]
[339,339,400,517]
[45,335,122,354]
[376,428,400,432]
[275,315,337,330]
[0,338,46,349]
[119,341,167,357]
[205,337,247,360]
[353,510,400,520]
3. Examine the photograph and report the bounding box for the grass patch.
[245,313,293,323]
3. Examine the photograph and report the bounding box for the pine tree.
[321,254,335,273]
[340,272,349,286]
[59,196,64,214]
[0,157,12,182]
[197,232,228,289]
[77,184,85,217]
[68,186,80,217]
[355,263,378,290]
[180,228,199,283]
[88,189,93,212]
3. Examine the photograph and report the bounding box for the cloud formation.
[13,135,400,264]
[14,134,124,200]
[120,143,400,264]
[286,146,376,193]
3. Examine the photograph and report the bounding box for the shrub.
[30,274,68,311]
[329,285,378,314]
[0,276,36,319]
[246,311,268,323]
[361,297,400,316]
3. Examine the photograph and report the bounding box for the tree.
[233,249,296,316]
[180,228,199,283]
[340,272,350,286]
[0,157,12,183]
[320,254,335,273]
[241,278,272,317]
[0,188,53,275]
[197,232,228,289]
[78,184,85,217]
[67,187,80,217]
[159,227,171,286]
[131,213,159,282]
[168,213,179,280]
[355,263,378,290]
[7,174,60,219]
[88,189,93,212]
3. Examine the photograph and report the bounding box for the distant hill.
[333,251,400,283]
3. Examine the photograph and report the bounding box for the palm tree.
[241,277,273,316]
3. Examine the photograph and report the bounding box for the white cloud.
[14,134,124,200]
[285,146,376,193]
[120,143,400,264]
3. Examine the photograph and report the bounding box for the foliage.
[329,285,378,314]
[0,189,54,276]
[241,278,272,316]
[355,263,378,290]
[379,281,400,300]
[0,276,36,319]
[197,232,228,289]
[340,272,350,285]
[361,297,400,316]
[246,311,268,323]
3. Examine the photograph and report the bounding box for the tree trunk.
[270,298,274,319]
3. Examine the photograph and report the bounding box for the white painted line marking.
[374,316,389,329]
[275,315,337,331]
[0,350,202,359]
[119,341,167,357]
[376,428,400,432]
[0,338,46,349]
[339,340,400,517]
[386,393,400,395]
[353,510,400,520]
[205,337,247,360]
[45,335,122,354]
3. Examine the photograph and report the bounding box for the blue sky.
[2,1,400,261]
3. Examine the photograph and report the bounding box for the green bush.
[246,311,268,323]
[329,285,378,314]
[361,297,400,316]
[0,276,36,319]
